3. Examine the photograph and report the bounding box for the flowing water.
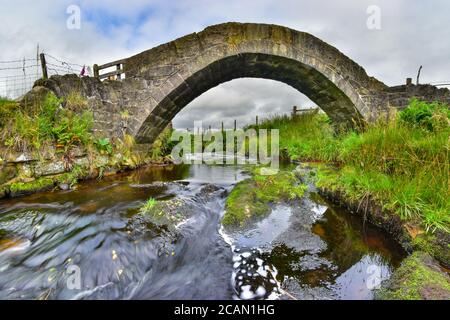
[0,164,406,300]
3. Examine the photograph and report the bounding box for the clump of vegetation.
[65,91,89,111]
[223,168,307,227]
[252,100,450,234]
[376,251,450,300]
[94,138,113,155]
[0,97,19,129]
[55,164,87,188]
[1,92,93,153]
[151,125,175,161]
[0,93,177,199]
[399,98,450,132]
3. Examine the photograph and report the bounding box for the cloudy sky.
[1,0,449,128]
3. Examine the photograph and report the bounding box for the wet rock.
[17,163,34,178]
[128,183,224,238]
[74,157,90,168]
[58,183,70,191]
[222,170,307,228]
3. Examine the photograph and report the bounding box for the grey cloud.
[1,0,449,127]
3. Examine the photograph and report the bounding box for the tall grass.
[247,110,340,161]
[252,100,450,233]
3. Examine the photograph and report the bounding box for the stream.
[0,164,406,300]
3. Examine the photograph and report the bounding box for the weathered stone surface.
[30,22,450,144]
[34,161,66,177]
[17,163,34,178]
[0,165,17,185]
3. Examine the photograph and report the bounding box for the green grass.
[247,109,340,161]
[140,197,157,214]
[252,100,450,234]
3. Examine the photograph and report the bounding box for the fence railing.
[93,59,126,80]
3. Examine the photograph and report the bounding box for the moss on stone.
[412,233,450,267]
[377,251,450,300]
[222,168,307,228]
[9,177,54,195]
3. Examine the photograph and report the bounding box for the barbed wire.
[0,52,87,98]
[0,59,36,64]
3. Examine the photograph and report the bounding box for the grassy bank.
[250,99,449,235]
[376,251,450,300]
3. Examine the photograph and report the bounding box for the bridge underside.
[135,53,361,143]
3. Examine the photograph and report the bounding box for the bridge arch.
[122,23,385,143]
[35,23,399,143]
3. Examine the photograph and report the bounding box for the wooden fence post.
[39,53,48,79]
[234,119,237,131]
[416,65,422,85]
[116,64,121,80]
[256,115,259,126]
[93,64,99,78]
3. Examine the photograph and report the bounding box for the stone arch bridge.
[32,22,450,143]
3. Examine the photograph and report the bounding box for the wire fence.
[0,52,90,100]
